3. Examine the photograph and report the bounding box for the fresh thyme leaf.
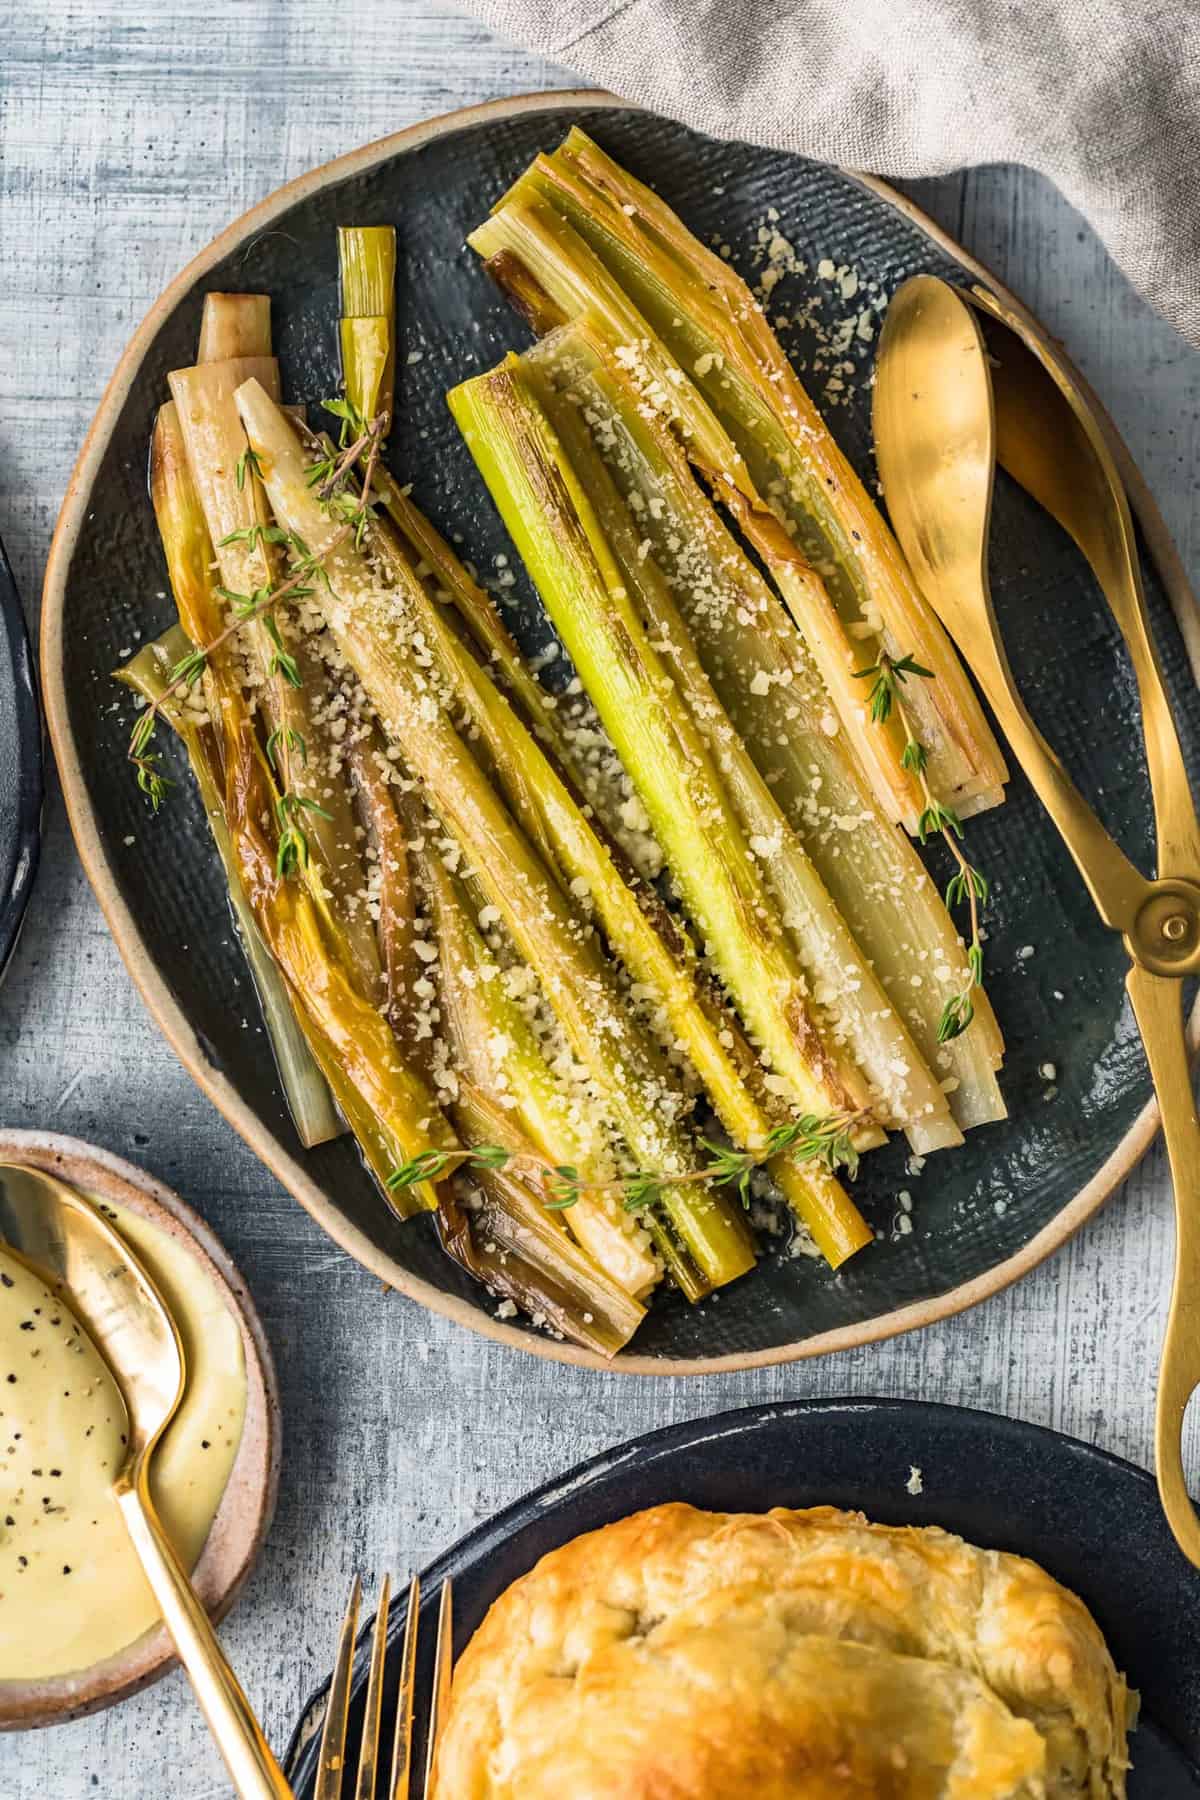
[234,445,261,492]
[917,799,963,843]
[468,1145,511,1171]
[385,1148,460,1189]
[133,754,172,811]
[900,736,927,774]
[168,646,208,690]
[938,990,975,1043]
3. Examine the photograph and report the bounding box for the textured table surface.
[2,3,1199,1794]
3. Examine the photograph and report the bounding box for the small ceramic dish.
[0,1130,280,1729]
[41,93,1200,1371]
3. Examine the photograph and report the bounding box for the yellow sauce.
[0,1194,247,1680]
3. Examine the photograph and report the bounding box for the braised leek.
[471,132,1009,831]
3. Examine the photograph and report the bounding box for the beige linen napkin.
[463,0,1199,344]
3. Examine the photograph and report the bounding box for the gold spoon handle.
[959,631,1146,933]
[115,1476,293,1798]
[1126,964,1200,1567]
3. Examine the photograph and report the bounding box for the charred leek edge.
[443,1086,646,1355]
[222,694,457,1218]
[117,631,343,1150]
[150,398,452,1209]
[526,331,964,1153]
[237,376,755,1297]
[165,363,383,999]
[418,838,660,1302]
[535,322,1004,1127]
[449,355,885,1138]
[338,226,397,432]
[197,293,271,364]
[367,513,871,1265]
[485,130,1009,821]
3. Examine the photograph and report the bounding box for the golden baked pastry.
[432,1503,1135,1799]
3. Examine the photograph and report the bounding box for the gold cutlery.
[0,1163,292,1796]
[317,1574,453,1800]
[873,274,1200,1569]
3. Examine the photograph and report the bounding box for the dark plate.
[0,535,42,981]
[42,93,1200,1370]
[284,1398,1200,1796]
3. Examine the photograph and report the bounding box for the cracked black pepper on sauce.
[0,1195,246,1677]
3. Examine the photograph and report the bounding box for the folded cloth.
[463,0,1200,345]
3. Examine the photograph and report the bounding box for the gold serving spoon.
[873,275,1200,1568]
[0,1163,292,1797]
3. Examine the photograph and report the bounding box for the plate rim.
[0,1129,281,1728]
[0,534,43,983]
[39,88,1200,1375]
[283,1393,1200,1787]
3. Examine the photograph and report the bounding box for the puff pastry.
[432,1503,1135,1799]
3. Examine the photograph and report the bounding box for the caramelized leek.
[449,356,880,1135]
[197,293,271,363]
[117,631,342,1150]
[472,134,1009,829]
[366,478,872,1260]
[167,358,382,998]
[236,376,756,1297]
[416,834,660,1301]
[533,323,1005,1129]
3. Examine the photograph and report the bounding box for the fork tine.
[423,1580,453,1799]
[355,1574,391,1800]
[387,1574,420,1800]
[316,1574,362,1800]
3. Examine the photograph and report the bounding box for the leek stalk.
[117,630,342,1150]
[338,226,397,428]
[533,322,1005,1129]
[197,293,271,363]
[449,356,881,1135]
[366,492,872,1261]
[415,832,661,1300]
[167,359,383,999]
[472,135,1010,829]
[236,375,757,1296]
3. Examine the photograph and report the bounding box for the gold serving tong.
[874,274,1200,1568]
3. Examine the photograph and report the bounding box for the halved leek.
[197,293,271,363]
[117,630,342,1150]
[449,355,882,1137]
[438,1083,646,1356]
[472,134,1010,829]
[167,355,382,999]
[338,226,397,428]
[534,321,1005,1128]
[415,828,660,1301]
[149,398,453,1207]
[236,376,756,1297]
[365,507,873,1262]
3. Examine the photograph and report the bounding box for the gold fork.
[315,1574,454,1800]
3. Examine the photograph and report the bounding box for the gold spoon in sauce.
[0,1162,292,1797]
[872,274,1200,1570]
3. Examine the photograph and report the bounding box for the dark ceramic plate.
[42,93,1200,1370]
[0,535,41,982]
[284,1399,1200,1796]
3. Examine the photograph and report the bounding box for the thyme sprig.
[854,651,988,1042]
[126,410,387,868]
[384,1109,864,1214]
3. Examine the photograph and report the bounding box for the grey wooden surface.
[1,2,1198,1793]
